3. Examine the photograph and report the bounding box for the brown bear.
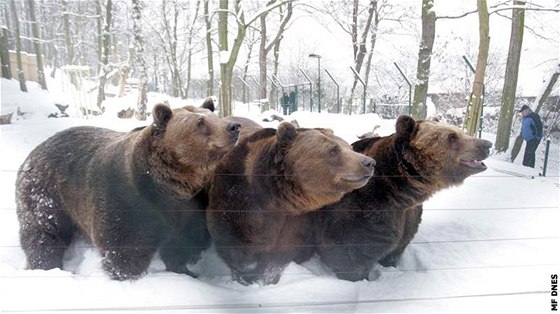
[16,103,240,280]
[311,115,492,281]
[206,122,375,285]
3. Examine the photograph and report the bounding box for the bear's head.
[153,103,240,164]
[150,103,240,179]
[276,122,376,212]
[394,115,492,186]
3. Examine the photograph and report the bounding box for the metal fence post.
[324,69,340,113]
[350,66,366,114]
[299,68,313,111]
[543,138,551,177]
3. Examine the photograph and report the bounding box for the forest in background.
[1,0,559,154]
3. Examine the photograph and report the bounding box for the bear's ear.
[277,122,297,144]
[152,104,173,129]
[395,115,417,142]
[200,97,215,112]
[352,137,375,153]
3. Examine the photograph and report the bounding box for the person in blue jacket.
[518,104,543,168]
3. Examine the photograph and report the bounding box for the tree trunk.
[96,0,112,110]
[218,0,289,117]
[241,34,255,104]
[0,26,11,79]
[495,0,525,153]
[218,0,230,116]
[62,0,74,65]
[511,63,560,161]
[132,0,147,120]
[465,0,489,137]
[118,46,133,97]
[9,0,27,92]
[258,0,293,110]
[96,0,103,74]
[218,0,246,117]
[363,1,379,111]
[269,39,281,109]
[412,0,436,119]
[348,0,376,112]
[204,0,214,97]
[28,0,47,90]
[184,0,201,99]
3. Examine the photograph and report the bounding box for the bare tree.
[144,0,201,99]
[9,0,27,92]
[132,0,148,120]
[217,0,293,117]
[28,0,47,90]
[184,0,202,98]
[96,0,113,110]
[0,26,11,79]
[362,1,380,102]
[411,0,435,119]
[311,0,403,113]
[465,0,490,136]
[240,29,258,104]
[257,0,293,104]
[61,0,75,65]
[204,0,215,97]
[495,0,525,152]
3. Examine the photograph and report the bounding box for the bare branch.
[494,11,555,41]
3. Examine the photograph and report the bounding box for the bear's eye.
[448,133,458,143]
[329,146,339,156]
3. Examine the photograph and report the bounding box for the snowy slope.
[1,79,559,313]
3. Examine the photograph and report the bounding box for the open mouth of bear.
[460,159,487,170]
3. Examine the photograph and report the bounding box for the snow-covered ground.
[1,78,559,313]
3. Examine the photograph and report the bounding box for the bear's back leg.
[16,175,76,270]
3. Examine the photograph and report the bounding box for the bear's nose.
[482,140,492,150]
[227,122,241,135]
[362,157,376,171]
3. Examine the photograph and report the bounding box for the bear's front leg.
[101,246,158,280]
[96,213,162,280]
[318,228,399,282]
[318,245,374,282]
[379,205,423,267]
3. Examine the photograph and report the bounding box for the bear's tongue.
[460,159,487,170]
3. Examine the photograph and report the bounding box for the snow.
[1,78,559,313]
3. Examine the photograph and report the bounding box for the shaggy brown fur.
[311,115,492,281]
[207,122,375,285]
[16,103,240,280]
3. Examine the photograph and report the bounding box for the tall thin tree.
[0,26,11,79]
[204,0,214,97]
[465,0,490,136]
[132,0,148,120]
[61,0,74,65]
[257,0,293,104]
[96,0,112,110]
[9,0,27,92]
[411,0,436,119]
[494,0,525,152]
[28,0,47,90]
[217,0,294,117]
